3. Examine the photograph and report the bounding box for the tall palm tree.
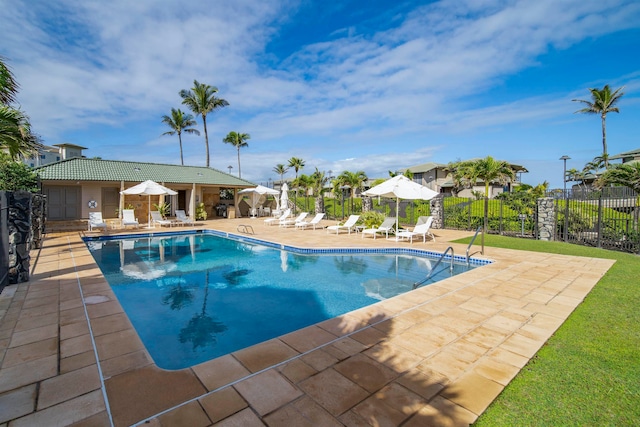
[222,131,250,178]
[310,167,329,214]
[273,164,289,185]
[180,80,229,168]
[161,108,200,166]
[447,156,515,250]
[573,85,624,168]
[288,157,305,211]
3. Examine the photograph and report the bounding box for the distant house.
[35,158,254,221]
[401,159,528,198]
[609,147,640,165]
[21,143,87,167]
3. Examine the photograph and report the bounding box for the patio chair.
[280,212,308,227]
[295,213,325,230]
[88,212,108,232]
[326,215,360,234]
[264,209,290,226]
[122,209,139,228]
[151,211,173,228]
[396,216,435,243]
[361,217,396,239]
[175,210,194,226]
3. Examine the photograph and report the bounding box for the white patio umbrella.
[362,175,438,234]
[238,185,280,217]
[280,182,289,212]
[121,180,178,229]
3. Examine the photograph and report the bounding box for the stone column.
[537,197,555,241]
[362,196,372,213]
[8,191,32,283]
[430,195,444,229]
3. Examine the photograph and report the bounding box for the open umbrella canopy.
[121,180,178,228]
[121,180,178,196]
[362,175,438,234]
[238,185,280,215]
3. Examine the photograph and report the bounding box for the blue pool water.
[86,232,479,370]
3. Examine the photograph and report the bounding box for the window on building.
[56,156,60,161]
[40,154,46,159]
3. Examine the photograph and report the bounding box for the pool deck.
[0,218,615,426]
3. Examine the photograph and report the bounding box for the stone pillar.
[31,194,45,249]
[362,196,372,213]
[8,191,32,283]
[430,195,444,229]
[537,197,555,241]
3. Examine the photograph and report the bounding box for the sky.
[1,0,639,189]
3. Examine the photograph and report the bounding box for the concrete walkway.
[0,219,614,426]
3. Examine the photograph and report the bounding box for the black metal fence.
[554,187,639,253]
[442,194,537,237]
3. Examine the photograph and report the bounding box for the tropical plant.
[195,202,208,220]
[447,156,516,247]
[0,152,38,191]
[222,131,250,178]
[595,162,640,193]
[288,157,305,209]
[0,56,18,105]
[161,108,200,166]
[572,85,624,168]
[179,80,229,167]
[273,163,289,184]
[153,201,171,218]
[309,167,329,214]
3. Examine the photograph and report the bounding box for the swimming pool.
[86,231,481,370]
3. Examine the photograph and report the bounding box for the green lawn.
[452,235,640,426]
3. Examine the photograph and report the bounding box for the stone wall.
[537,197,555,241]
[430,195,444,229]
[7,191,32,283]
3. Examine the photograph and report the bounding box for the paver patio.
[0,218,614,426]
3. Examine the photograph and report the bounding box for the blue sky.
[2,0,639,188]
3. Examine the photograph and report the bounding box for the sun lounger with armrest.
[326,215,360,234]
[361,217,396,239]
[295,213,325,230]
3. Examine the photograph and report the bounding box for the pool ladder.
[413,246,454,289]
[237,224,255,235]
[466,226,483,266]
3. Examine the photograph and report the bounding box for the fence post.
[596,194,603,248]
[430,196,443,229]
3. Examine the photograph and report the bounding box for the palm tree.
[0,57,41,159]
[310,167,329,214]
[573,85,624,168]
[180,80,229,168]
[161,108,200,166]
[222,131,250,178]
[288,157,305,211]
[1,56,19,105]
[334,170,368,214]
[273,164,289,185]
[447,156,516,251]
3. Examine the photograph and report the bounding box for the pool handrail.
[466,226,483,266]
[413,246,454,290]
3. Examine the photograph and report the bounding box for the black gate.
[554,187,639,253]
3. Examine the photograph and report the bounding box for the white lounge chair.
[326,215,360,234]
[175,210,194,226]
[88,212,108,232]
[361,217,396,239]
[295,213,325,230]
[151,211,173,227]
[122,209,139,228]
[264,209,290,226]
[280,212,308,227]
[396,216,435,243]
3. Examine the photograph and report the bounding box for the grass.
[452,235,640,425]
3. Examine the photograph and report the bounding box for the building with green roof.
[35,158,256,221]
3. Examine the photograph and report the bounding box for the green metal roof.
[34,158,256,187]
[610,147,640,161]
